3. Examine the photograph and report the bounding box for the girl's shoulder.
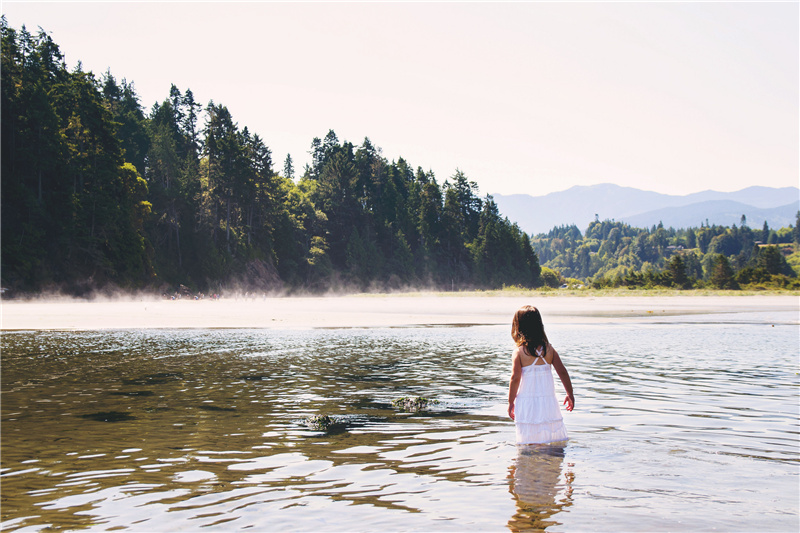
[545,343,558,362]
[512,345,530,363]
[514,345,531,357]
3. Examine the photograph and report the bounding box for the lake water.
[1,309,798,531]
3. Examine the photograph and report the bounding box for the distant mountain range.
[492,184,800,235]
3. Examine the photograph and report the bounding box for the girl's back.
[516,345,556,396]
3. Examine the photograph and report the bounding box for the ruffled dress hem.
[515,419,569,445]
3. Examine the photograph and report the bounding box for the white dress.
[514,348,568,444]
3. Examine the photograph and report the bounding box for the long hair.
[511,305,549,353]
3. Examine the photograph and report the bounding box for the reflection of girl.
[507,445,574,531]
[508,305,574,444]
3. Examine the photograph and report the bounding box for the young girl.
[508,305,574,444]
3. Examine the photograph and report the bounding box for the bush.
[540,267,563,288]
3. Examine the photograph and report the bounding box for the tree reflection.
[507,444,574,531]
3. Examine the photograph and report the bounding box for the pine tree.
[284,154,294,180]
[710,254,738,290]
[794,211,800,246]
[667,255,688,288]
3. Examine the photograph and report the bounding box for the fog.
[2,293,796,331]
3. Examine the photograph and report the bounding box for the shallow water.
[1,311,798,531]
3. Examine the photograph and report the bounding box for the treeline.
[533,217,800,290]
[1,20,541,295]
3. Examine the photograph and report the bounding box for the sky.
[3,1,798,198]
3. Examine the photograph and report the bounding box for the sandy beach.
[1,293,797,330]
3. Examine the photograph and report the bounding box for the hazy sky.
[3,1,798,197]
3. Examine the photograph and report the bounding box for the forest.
[1,20,540,295]
[2,20,798,297]
[533,217,800,290]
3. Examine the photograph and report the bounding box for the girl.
[508,305,574,444]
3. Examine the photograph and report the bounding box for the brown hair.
[511,305,549,353]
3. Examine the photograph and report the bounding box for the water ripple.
[1,317,798,531]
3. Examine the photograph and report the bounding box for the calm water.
[1,310,798,531]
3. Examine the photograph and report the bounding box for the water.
[1,311,798,531]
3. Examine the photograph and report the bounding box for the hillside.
[493,184,800,235]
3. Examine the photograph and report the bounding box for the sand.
[1,293,797,330]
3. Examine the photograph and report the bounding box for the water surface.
[2,311,798,531]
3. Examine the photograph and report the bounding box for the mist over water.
[1,310,798,531]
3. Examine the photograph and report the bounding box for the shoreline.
[2,293,797,330]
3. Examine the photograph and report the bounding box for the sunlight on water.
[1,311,798,531]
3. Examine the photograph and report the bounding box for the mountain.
[492,184,800,235]
[677,186,800,209]
[622,200,799,231]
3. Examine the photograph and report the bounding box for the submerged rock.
[303,414,339,431]
[122,372,183,386]
[391,397,439,412]
[198,405,236,412]
[80,411,136,422]
[143,406,171,413]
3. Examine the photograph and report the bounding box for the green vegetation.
[2,20,797,296]
[532,217,800,291]
[391,397,440,412]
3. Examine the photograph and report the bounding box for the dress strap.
[534,344,548,363]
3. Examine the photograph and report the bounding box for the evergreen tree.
[710,254,738,290]
[283,153,294,179]
[795,211,800,246]
[439,187,470,283]
[756,246,793,276]
[417,178,443,277]
[667,255,689,288]
[102,72,149,175]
